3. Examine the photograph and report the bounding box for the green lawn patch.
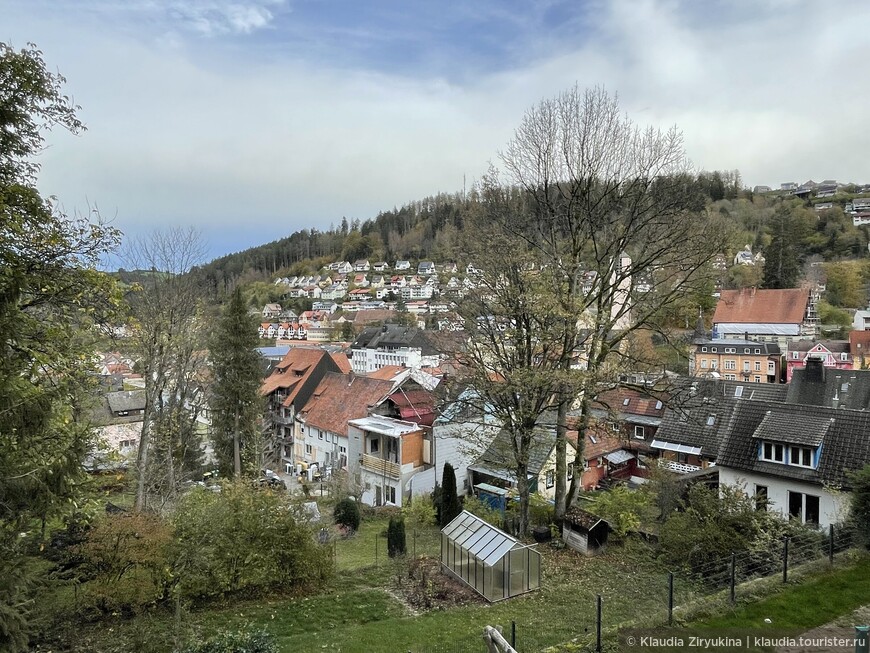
[696,554,870,631]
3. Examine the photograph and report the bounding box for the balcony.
[662,460,702,474]
[268,410,294,425]
[360,453,400,479]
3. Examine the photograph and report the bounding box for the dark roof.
[352,324,438,355]
[473,426,557,477]
[653,379,787,457]
[694,339,781,355]
[717,400,870,488]
[107,390,146,413]
[750,409,832,447]
[786,366,870,410]
[788,340,849,354]
[564,507,607,531]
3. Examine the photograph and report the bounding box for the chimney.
[805,356,825,383]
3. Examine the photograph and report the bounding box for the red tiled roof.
[259,347,327,397]
[352,309,397,324]
[593,388,666,419]
[388,389,436,426]
[567,428,624,460]
[299,373,394,436]
[366,365,406,380]
[330,352,351,374]
[712,288,809,325]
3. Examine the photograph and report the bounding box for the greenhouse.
[440,510,541,602]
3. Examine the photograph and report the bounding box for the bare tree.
[456,86,727,530]
[125,227,209,511]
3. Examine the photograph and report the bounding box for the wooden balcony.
[361,454,400,479]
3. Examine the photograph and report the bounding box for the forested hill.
[196,191,469,293]
[193,172,870,298]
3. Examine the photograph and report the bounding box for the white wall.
[718,466,848,530]
[409,421,499,498]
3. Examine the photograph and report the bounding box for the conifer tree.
[440,463,462,526]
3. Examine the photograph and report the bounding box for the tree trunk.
[554,395,569,521]
[516,461,530,536]
[566,391,591,507]
[233,408,242,478]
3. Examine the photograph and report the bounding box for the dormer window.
[706,416,715,426]
[701,347,708,352]
[761,442,784,463]
[623,398,630,406]
[789,447,813,468]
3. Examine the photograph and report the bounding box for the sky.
[4,0,870,262]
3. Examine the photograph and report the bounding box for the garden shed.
[440,510,541,602]
[562,507,609,556]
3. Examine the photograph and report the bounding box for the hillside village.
[11,38,870,653]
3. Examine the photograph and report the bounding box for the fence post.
[375,532,379,567]
[668,572,674,626]
[511,620,516,648]
[730,553,736,604]
[596,595,602,653]
[829,524,835,565]
[782,537,789,584]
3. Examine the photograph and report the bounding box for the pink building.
[785,340,851,382]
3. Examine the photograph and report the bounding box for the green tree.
[440,463,462,527]
[209,287,265,477]
[848,464,870,549]
[334,497,361,531]
[823,261,867,308]
[763,205,805,289]
[387,516,406,557]
[0,42,122,651]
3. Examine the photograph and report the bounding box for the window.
[761,442,784,462]
[545,470,555,489]
[305,444,312,455]
[792,352,799,359]
[725,374,736,380]
[841,353,849,361]
[611,422,620,432]
[788,491,820,525]
[701,346,708,352]
[754,484,768,511]
[755,361,761,371]
[710,360,718,370]
[711,347,718,353]
[370,439,379,454]
[725,347,736,354]
[332,434,338,444]
[655,400,663,410]
[318,431,323,440]
[790,446,813,468]
[700,359,708,369]
[706,416,715,426]
[623,398,630,406]
[386,486,396,503]
[567,463,574,480]
[754,376,761,383]
[634,425,645,439]
[754,349,761,354]
[724,360,736,370]
[743,361,750,372]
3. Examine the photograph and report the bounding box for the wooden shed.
[562,507,609,556]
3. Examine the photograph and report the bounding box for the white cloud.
[7,0,870,258]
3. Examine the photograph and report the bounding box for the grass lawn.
[695,553,870,631]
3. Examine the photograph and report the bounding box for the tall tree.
[762,205,803,289]
[209,286,265,477]
[456,86,725,532]
[440,463,462,527]
[126,228,208,510]
[0,42,121,650]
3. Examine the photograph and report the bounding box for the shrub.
[333,497,361,531]
[173,483,333,601]
[78,512,173,615]
[387,516,406,558]
[181,627,277,653]
[403,495,436,528]
[440,463,462,527]
[462,495,502,528]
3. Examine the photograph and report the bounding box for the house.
[348,415,430,507]
[373,261,389,272]
[753,186,772,194]
[651,379,788,474]
[350,324,441,374]
[571,428,633,490]
[107,390,146,418]
[780,182,798,192]
[732,245,763,266]
[262,303,282,319]
[852,310,870,331]
[351,309,398,327]
[785,340,851,382]
[296,373,394,475]
[312,301,338,313]
[395,260,411,271]
[399,285,434,300]
[716,399,870,529]
[260,347,348,471]
[258,322,278,339]
[335,261,353,274]
[369,275,385,289]
[815,202,834,212]
[711,287,818,345]
[588,386,668,448]
[690,339,782,383]
[354,259,371,272]
[466,263,480,275]
[441,262,458,274]
[417,261,436,275]
[468,424,576,502]
[850,331,870,369]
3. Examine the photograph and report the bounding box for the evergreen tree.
[209,286,265,477]
[0,42,122,650]
[763,206,803,289]
[440,463,462,527]
[387,516,406,557]
[849,464,870,549]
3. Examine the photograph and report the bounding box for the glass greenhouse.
[440,510,541,602]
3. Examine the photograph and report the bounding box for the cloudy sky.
[5,0,870,261]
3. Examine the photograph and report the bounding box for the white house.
[350,324,441,374]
